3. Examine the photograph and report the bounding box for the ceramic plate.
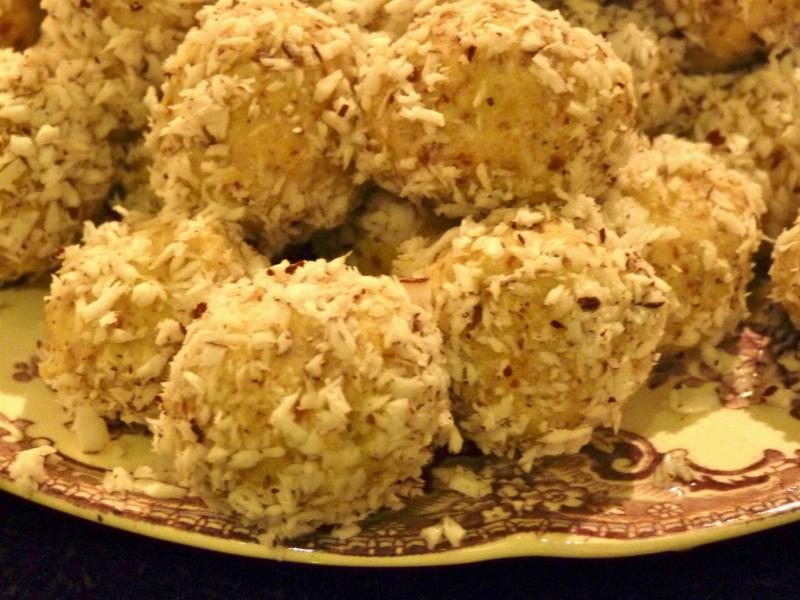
[4,281,800,566]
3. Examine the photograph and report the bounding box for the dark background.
[2,491,799,600]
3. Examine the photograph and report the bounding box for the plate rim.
[3,476,800,566]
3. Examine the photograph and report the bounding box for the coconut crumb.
[8,446,57,494]
[420,516,466,550]
[331,523,361,539]
[102,466,137,494]
[652,450,696,488]
[433,465,491,498]
[668,382,721,415]
[72,405,111,453]
[102,465,186,500]
[0,420,23,443]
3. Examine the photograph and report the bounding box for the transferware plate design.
[4,281,800,566]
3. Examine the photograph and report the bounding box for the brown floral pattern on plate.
[3,411,800,557]
[3,286,800,558]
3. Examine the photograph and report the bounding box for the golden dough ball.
[690,50,800,238]
[602,135,765,353]
[0,47,119,284]
[405,204,670,471]
[152,258,460,539]
[39,209,266,425]
[0,0,44,50]
[40,0,210,128]
[770,221,800,328]
[660,0,800,69]
[149,0,362,257]
[313,187,454,275]
[355,0,637,218]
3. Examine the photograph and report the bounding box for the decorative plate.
[4,281,800,566]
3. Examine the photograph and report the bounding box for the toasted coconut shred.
[152,258,460,539]
[354,0,637,218]
[148,0,363,257]
[38,208,266,425]
[433,464,492,498]
[602,134,765,352]
[396,203,671,471]
[420,516,466,549]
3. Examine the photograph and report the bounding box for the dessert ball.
[771,220,800,328]
[0,47,119,284]
[152,258,459,539]
[602,135,765,352]
[538,0,694,135]
[402,204,670,471]
[39,209,266,425]
[690,49,800,237]
[39,0,211,213]
[660,0,800,69]
[0,0,44,50]
[313,188,454,275]
[355,0,637,218]
[148,0,362,257]
[40,0,210,129]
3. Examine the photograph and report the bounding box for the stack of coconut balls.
[4,0,799,540]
